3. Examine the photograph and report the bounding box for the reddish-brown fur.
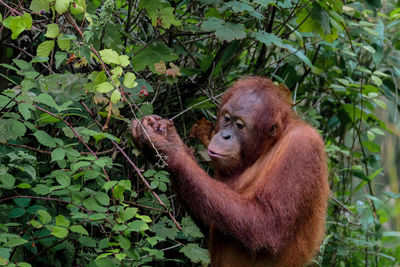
[132,77,330,266]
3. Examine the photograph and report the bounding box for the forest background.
[0,0,400,266]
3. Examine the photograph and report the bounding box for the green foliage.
[0,0,400,266]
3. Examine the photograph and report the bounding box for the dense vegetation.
[0,0,400,266]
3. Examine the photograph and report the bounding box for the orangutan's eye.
[224,114,231,123]
[236,120,244,129]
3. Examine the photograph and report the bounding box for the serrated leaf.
[30,219,43,229]
[32,184,50,195]
[30,0,50,12]
[251,31,283,47]
[13,198,31,208]
[38,210,52,224]
[128,220,149,232]
[95,82,114,93]
[55,215,70,227]
[78,236,97,247]
[180,243,210,264]
[115,253,127,261]
[0,173,15,189]
[9,119,26,138]
[99,49,120,65]
[57,34,71,51]
[70,225,89,235]
[9,208,26,218]
[103,181,117,192]
[45,24,60,38]
[95,192,110,206]
[70,0,86,15]
[51,226,69,238]
[123,72,137,88]
[120,207,138,222]
[37,40,55,58]
[56,174,70,187]
[83,198,107,212]
[55,0,71,14]
[201,17,245,42]
[33,130,56,147]
[55,51,67,69]
[132,43,178,71]
[18,102,33,120]
[110,90,121,104]
[4,238,28,247]
[119,55,130,67]
[51,148,65,162]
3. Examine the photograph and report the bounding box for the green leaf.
[151,7,181,29]
[99,49,120,65]
[371,75,382,87]
[9,208,26,218]
[37,40,55,58]
[55,0,71,14]
[70,225,89,235]
[83,198,107,212]
[132,42,178,71]
[16,183,31,189]
[181,217,204,238]
[32,184,50,195]
[51,148,65,162]
[9,119,27,139]
[120,207,138,222]
[57,34,71,51]
[95,81,114,93]
[55,51,67,69]
[33,130,56,147]
[6,13,32,39]
[251,31,284,47]
[13,198,31,208]
[180,243,210,264]
[55,215,70,227]
[70,0,86,15]
[115,253,127,261]
[110,90,121,104]
[103,181,117,192]
[4,238,28,248]
[30,0,50,12]
[51,226,69,238]
[201,17,245,42]
[128,220,149,232]
[78,236,97,247]
[95,192,110,206]
[45,24,60,38]
[38,209,52,224]
[18,102,33,120]
[0,173,15,189]
[119,55,130,67]
[30,219,43,229]
[123,72,137,88]
[117,235,131,250]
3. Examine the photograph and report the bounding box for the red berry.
[139,95,143,98]
[142,85,146,89]
[144,91,149,96]
[140,90,144,94]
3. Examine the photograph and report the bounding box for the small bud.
[142,85,146,89]
[40,9,46,15]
